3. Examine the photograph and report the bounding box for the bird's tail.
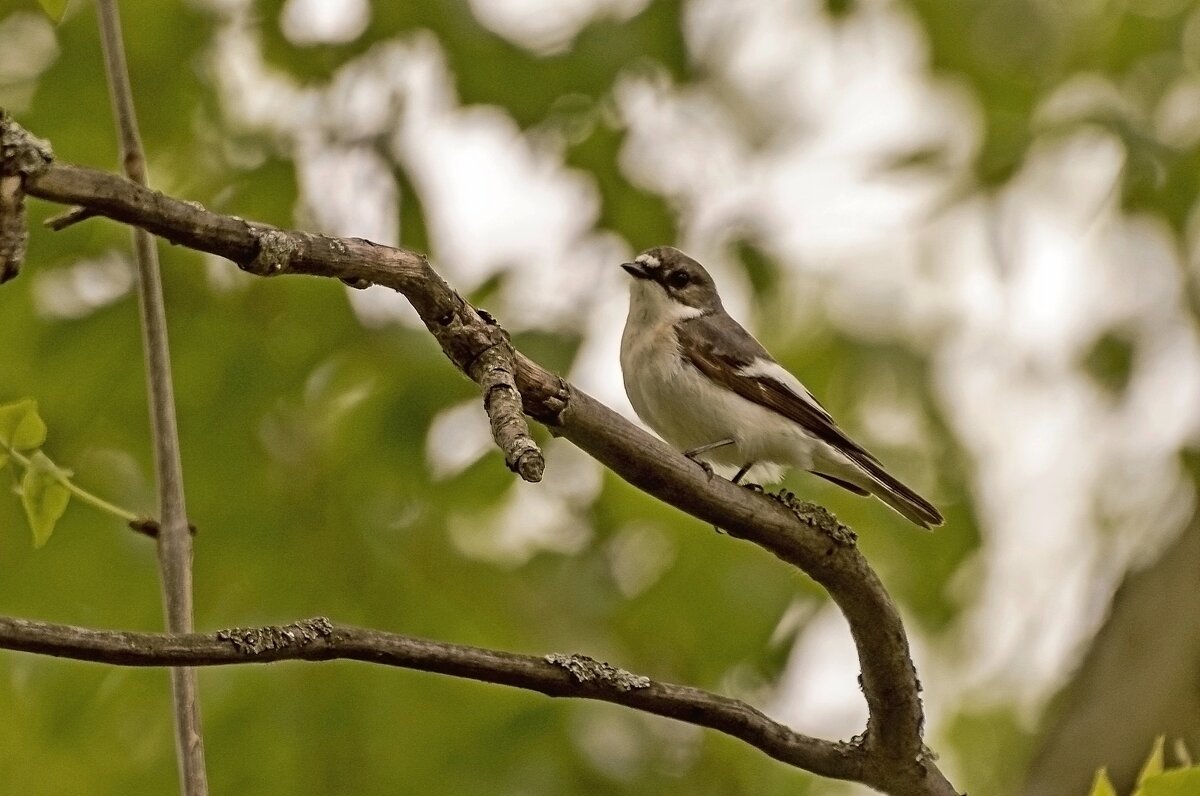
[857,459,943,530]
[817,452,942,530]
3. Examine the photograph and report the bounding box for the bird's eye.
[666,270,690,289]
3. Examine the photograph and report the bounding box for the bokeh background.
[3,0,1200,793]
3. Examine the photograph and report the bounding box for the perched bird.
[619,246,942,529]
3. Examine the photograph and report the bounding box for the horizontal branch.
[0,615,861,779]
[4,117,959,796]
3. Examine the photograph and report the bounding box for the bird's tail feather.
[855,458,943,530]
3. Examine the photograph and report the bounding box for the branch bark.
[0,616,867,780]
[465,310,545,482]
[0,115,50,282]
[2,120,959,796]
[0,173,26,282]
[94,3,208,792]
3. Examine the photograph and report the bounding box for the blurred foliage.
[1089,737,1200,796]
[1,0,1198,795]
[908,0,1200,230]
[1084,328,1137,395]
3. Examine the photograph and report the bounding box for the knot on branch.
[216,617,334,655]
[769,490,857,547]
[244,226,298,276]
[529,373,571,425]
[544,653,651,692]
[0,113,53,179]
[128,516,198,538]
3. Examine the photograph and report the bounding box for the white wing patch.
[737,358,833,421]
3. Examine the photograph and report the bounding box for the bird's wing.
[675,313,878,464]
[677,313,944,528]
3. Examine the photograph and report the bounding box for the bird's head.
[621,246,722,319]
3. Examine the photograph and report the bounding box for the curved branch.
[0,616,863,781]
[4,123,958,796]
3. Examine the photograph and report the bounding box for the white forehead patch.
[635,253,660,268]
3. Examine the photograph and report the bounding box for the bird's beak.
[621,262,652,280]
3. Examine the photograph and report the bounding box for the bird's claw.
[684,454,715,481]
[742,482,763,493]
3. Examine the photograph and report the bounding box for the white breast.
[619,288,821,480]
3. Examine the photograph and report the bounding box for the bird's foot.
[684,453,716,482]
[732,462,754,485]
[682,439,735,482]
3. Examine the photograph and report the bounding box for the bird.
[618,246,943,529]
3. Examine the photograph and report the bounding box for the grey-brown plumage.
[620,246,943,529]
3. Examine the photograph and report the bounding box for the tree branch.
[2,119,959,796]
[0,174,26,282]
[0,615,870,781]
[94,2,208,792]
[465,310,545,482]
[0,115,50,283]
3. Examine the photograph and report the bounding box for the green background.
[2,0,1199,793]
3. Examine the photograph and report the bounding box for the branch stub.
[244,226,298,276]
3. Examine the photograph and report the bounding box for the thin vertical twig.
[94,2,208,793]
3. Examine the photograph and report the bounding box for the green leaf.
[1140,768,1200,796]
[0,398,48,469]
[36,0,69,23]
[1089,768,1118,796]
[1137,736,1168,788]
[21,452,71,548]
